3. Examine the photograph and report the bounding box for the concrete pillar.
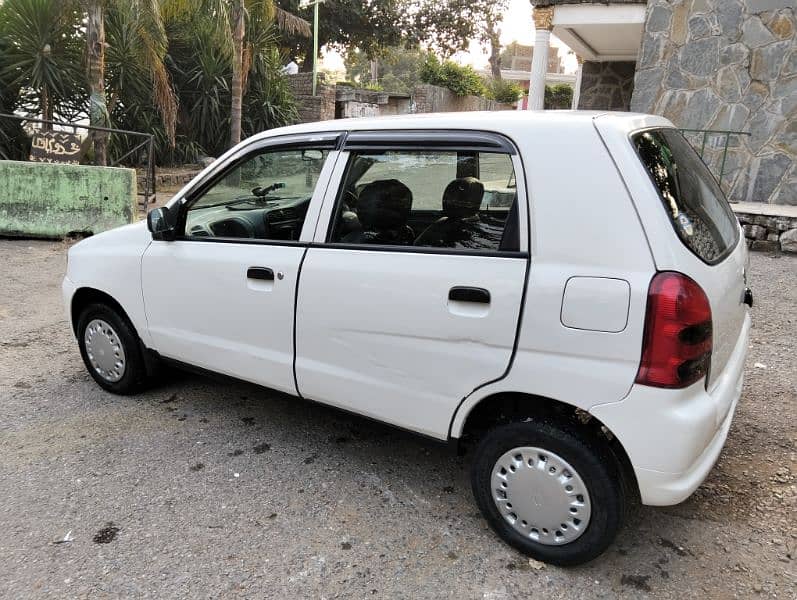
[528,5,554,110]
[572,55,584,109]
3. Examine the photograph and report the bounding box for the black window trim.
[323,133,524,256]
[313,242,528,259]
[343,129,516,154]
[629,126,741,266]
[174,132,343,244]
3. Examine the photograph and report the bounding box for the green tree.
[275,0,407,69]
[344,46,426,94]
[413,0,508,63]
[86,0,182,164]
[0,0,84,127]
[167,0,308,148]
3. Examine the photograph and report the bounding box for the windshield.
[192,149,329,210]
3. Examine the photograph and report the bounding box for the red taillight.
[636,272,713,388]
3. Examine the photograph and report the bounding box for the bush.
[420,53,487,97]
[487,79,523,104]
[544,83,574,110]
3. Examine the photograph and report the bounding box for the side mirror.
[147,206,176,241]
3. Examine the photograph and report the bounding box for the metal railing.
[0,113,156,208]
[680,128,750,195]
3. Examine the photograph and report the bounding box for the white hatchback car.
[64,111,751,565]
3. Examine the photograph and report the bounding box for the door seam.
[292,246,309,398]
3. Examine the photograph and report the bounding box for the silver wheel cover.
[491,446,592,545]
[84,319,126,383]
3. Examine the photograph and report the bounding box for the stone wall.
[411,84,515,113]
[286,73,336,124]
[577,61,636,110]
[734,207,797,252]
[631,0,796,205]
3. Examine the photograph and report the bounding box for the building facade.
[529,0,795,205]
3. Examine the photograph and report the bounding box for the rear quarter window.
[633,128,739,264]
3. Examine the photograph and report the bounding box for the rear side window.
[633,129,739,264]
[327,149,519,252]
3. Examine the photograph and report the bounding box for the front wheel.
[76,303,148,394]
[470,419,625,566]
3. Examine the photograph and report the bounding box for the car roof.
[247,110,674,143]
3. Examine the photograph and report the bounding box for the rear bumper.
[591,312,750,506]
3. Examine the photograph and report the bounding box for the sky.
[321,0,578,76]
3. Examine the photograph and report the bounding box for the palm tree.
[227,0,309,147]
[166,0,308,148]
[0,0,83,129]
[86,0,178,165]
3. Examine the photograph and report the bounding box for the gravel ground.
[0,240,794,599]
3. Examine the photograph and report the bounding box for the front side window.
[184,147,329,241]
[328,149,519,251]
[633,129,739,263]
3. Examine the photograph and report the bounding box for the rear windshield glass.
[633,129,739,264]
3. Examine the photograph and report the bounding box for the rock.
[648,5,673,33]
[682,88,721,128]
[780,228,797,253]
[197,156,215,168]
[751,41,791,81]
[689,15,712,39]
[751,239,780,251]
[630,67,664,112]
[717,0,745,40]
[671,2,691,44]
[745,224,768,240]
[720,43,750,68]
[751,153,792,203]
[766,11,795,39]
[678,37,720,76]
[717,68,743,102]
[784,49,797,77]
[711,103,750,131]
[742,16,777,48]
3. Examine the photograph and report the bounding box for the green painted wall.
[0,161,137,238]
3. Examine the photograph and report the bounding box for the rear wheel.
[77,303,147,394]
[470,419,624,566]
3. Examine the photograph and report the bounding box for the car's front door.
[295,131,529,438]
[141,133,340,393]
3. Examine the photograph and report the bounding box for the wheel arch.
[453,391,639,502]
[70,287,137,337]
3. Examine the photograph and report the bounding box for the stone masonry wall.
[631,0,796,205]
[411,84,515,113]
[286,73,336,124]
[577,61,636,110]
[735,209,797,252]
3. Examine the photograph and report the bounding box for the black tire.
[470,419,625,566]
[76,303,148,395]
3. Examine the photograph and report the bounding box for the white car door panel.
[295,135,529,439]
[142,241,305,393]
[141,136,341,393]
[295,249,526,438]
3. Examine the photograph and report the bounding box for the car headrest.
[356,179,413,230]
[443,177,484,219]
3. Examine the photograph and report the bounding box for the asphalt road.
[0,240,794,599]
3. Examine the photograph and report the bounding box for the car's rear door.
[294,131,529,439]
[141,133,341,393]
